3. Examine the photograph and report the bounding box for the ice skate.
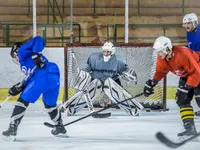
[2,124,18,141]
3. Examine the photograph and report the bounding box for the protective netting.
[65,44,166,111]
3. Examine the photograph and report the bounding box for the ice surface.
[0,100,199,150]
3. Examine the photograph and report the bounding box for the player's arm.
[153,58,169,82]
[121,64,138,84]
[144,58,169,97]
[115,57,137,84]
[82,54,92,73]
[30,36,46,68]
[19,36,46,68]
[194,41,200,51]
[182,51,200,87]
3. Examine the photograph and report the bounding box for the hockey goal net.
[64,43,167,111]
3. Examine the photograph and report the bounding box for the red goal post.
[64,43,167,111]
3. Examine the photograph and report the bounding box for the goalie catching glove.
[9,82,25,96]
[32,52,45,68]
[144,79,158,97]
[121,68,137,84]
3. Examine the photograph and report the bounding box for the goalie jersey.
[84,52,128,81]
[187,25,200,52]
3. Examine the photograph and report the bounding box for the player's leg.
[2,77,45,141]
[176,78,197,138]
[61,91,85,115]
[2,97,29,141]
[194,83,200,116]
[42,74,67,137]
[103,78,143,116]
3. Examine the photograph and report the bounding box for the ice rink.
[0,100,200,150]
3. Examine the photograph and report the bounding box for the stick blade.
[156,132,180,149]
[44,122,55,128]
[92,112,111,118]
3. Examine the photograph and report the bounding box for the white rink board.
[0,47,64,88]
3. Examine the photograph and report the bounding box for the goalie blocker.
[62,70,143,116]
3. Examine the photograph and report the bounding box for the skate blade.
[178,135,200,142]
[2,135,16,141]
[54,133,69,138]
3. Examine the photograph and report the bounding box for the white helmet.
[153,36,172,53]
[182,13,198,27]
[102,42,115,55]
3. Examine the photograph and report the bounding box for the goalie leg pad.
[84,78,103,99]
[61,91,86,116]
[63,79,103,115]
[103,78,143,116]
[73,70,92,91]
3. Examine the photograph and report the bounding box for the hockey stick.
[156,131,200,149]
[44,92,144,128]
[0,96,11,108]
[0,66,37,108]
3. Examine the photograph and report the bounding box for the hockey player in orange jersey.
[143,36,199,139]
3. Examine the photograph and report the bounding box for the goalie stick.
[156,131,200,149]
[44,92,144,128]
[0,66,37,109]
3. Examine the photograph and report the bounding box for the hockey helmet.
[183,13,198,28]
[153,36,172,54]
[10,42,22,58]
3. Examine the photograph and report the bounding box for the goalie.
[62,42,143,116]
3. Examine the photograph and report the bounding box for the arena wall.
[0,47,179,101]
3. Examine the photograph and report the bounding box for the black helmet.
[10,42,22,58]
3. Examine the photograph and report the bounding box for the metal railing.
[0,23,188,46]
[107,24,186,43]
[1,23,81,46]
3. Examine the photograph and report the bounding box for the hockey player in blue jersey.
[62,42,143,116]
[183,13,200,116]
[2,36,67,141]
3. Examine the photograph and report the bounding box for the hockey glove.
[176,85,192,105]
[9,82,25,96]
[144,79,156,97]
[32,53,45,68]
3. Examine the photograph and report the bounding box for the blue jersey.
[18,36,60,84]
[17,36,60,106]
[186,25,200,52]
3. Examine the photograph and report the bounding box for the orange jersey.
[153,46,200,87]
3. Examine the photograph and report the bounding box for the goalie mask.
[102,42,115,62]
[10,42,22,64]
